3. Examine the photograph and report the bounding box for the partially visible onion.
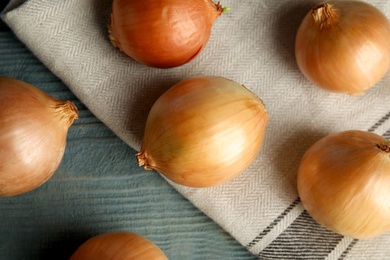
[297,130,390,238]
[295,1,390,94]
[136,76,268,188]
[0,77,78,197]
[70,232,168,260]
[109,0,225,68]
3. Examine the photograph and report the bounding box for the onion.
[0,77,78,197]
[295,1,390,95]
[297,130,390,238]
[136,76,268,188]
[108,0,225,68]
[70,232,168,260]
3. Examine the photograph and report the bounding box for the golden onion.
[70,232,168,260]
[298,130,390,238]
[137,76,268,188]
[0,77,78,197]
[109,0,225,68]
[295,1,390,94]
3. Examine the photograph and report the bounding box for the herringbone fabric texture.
[2,0,390,258]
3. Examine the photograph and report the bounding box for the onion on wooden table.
[70,232,168,260]
[0,76,78,197]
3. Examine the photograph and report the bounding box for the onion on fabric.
[136,76,268,188]
[295,1,390,95]
[0,77,78,197]
[70,232,168,260]
[297,130,390,238]
[108,0,225,68]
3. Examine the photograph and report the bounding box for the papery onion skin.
[70,232,168,260]
[297,130,390,238]
[295,1,390,94]
[109,0,223,68]
[0,77,78,197]
[136,76,268,188]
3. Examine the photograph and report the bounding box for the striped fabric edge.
[246,198,302,249]
[259,211,344,259]
[245,111,390,259]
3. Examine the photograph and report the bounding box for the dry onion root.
[108,0,225,68]
[0,77,78,197]
[136,76,268,188]
[297,130,390,238]
[295,1,390,94]
[70,232,168,260]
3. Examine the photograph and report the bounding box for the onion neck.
[311,3,339,30]
[377,142,390,153]
[206,0,225,21]
[54,100,79,127]
[136,150,153,170]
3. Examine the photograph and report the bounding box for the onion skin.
[109,0,223,68]
[137,76,268,188]
[297,130,390,238]
[0,77,78,197]
[70,232,168,260]
[295,1,390,94]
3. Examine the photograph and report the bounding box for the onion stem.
[54,100,79,126]
[136,151,153,170]
[222,7,230,13]
[377,142,390,153]
[311,3,339,29]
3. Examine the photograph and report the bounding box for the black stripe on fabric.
[384,129,390,139]
[246,198,301,249]
[368,112,390,132]
[258,211,344,259]
[338,239,359,260]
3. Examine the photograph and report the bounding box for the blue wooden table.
[0,3,257,259]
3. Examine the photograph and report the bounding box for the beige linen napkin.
[2,0,390,258]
